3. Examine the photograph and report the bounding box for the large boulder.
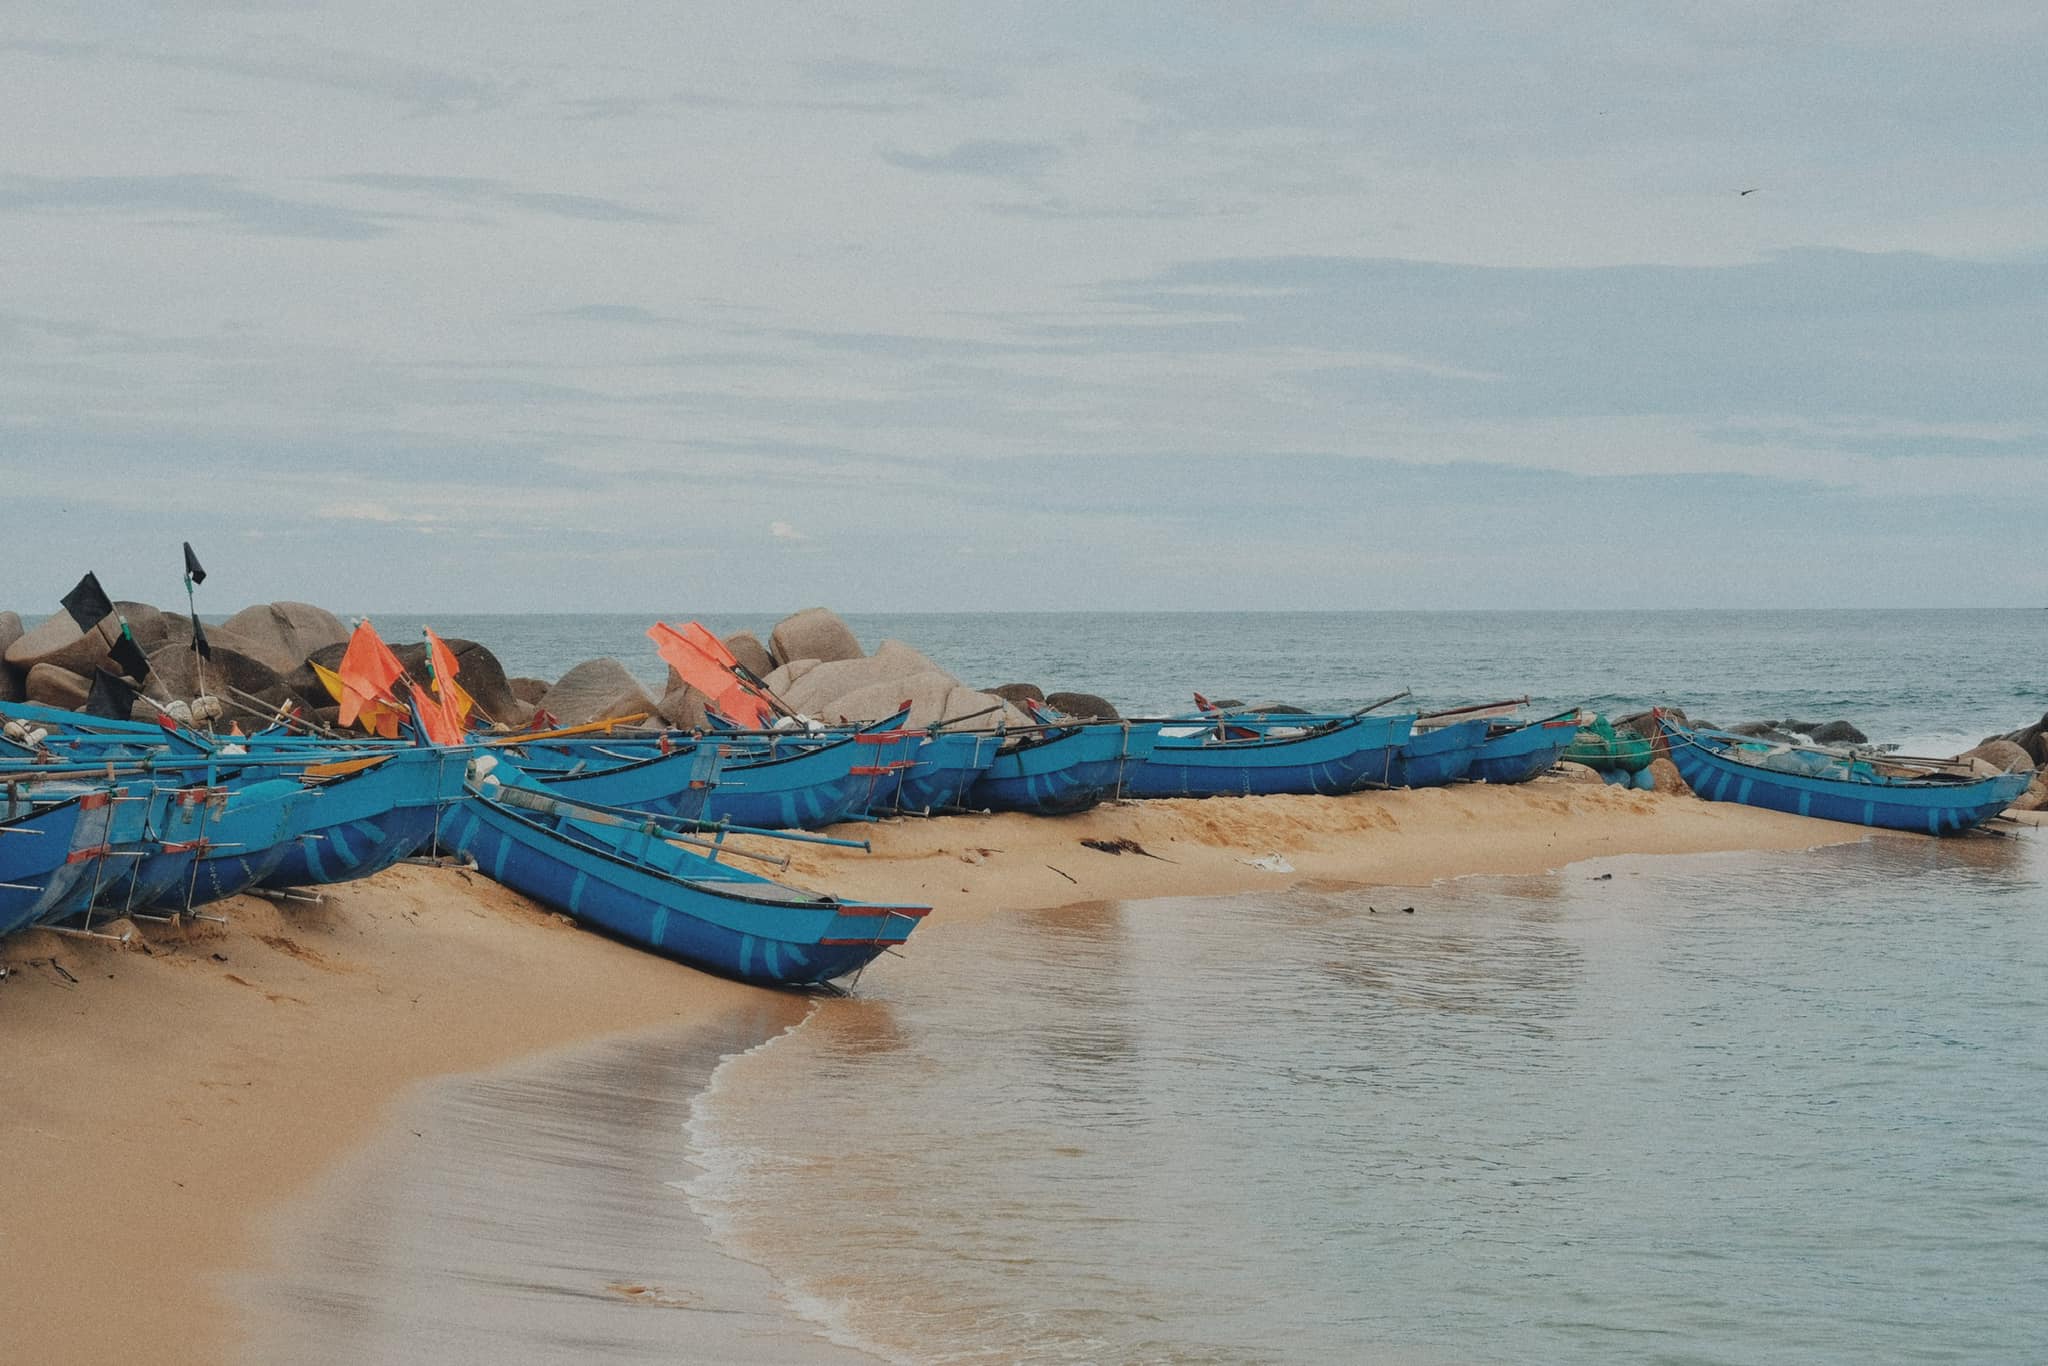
[723,631,773,680]
[1961,739,2034,774]
[1807,719,1867,744]
[508,676,552,706]
[2010,770,2048,813]
[1554,761,1605,785]
[537,658,658,727]
[5,612,111,675]
[0,612,23,702]
[782,641,950,716]
[657,681,712,730]
[989,683,1044,706]
[768,608,862,666]
[940,685,1028,733]
[1045,690,1120,721]
[762,658,819,696]
[822,671,961,727]
[147,639,296,724]
[25,663,90,710]
[218,602,351,676]
[390,638,519,727]
[112,602,172,653]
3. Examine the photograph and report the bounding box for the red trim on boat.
[79,791,112,810]
[835,903,932,919]
[66,845,111,864]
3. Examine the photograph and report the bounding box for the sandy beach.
[1,781,1876,1363]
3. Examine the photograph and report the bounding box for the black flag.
[190,613,213,660]
[84,667,138,720]
[107,622,151,682]
[60,572,114,631]
[183,541,207,586]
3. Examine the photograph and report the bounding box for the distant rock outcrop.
[1962,739,2034,774]
[537,659,658,728]
[1045,690,1120,721]
[219,602,351,676]
[0,612,24,702]
[723,631,774,680]
[26,663,90,711]
[768,608,862,666]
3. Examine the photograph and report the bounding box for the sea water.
[248,840,2048,1364]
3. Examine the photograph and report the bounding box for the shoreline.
[1,781,1879,1362]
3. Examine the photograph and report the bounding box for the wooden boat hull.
[1471,719,1579,785]
[153,779,320,910]
[1383,718,1489,788]
[1658,718,2029,834]
[444,792,927,986]
[1123,715,1412,799]
[969,723,1156,815]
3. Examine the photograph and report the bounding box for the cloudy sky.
[5,2,2046,612]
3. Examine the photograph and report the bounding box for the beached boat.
[1656,715,2029,835]
[1122,713,1412,799]
[875,729,1003,813]
[445,770,929,986]
[969,721,1157,814]
[259,747,470,888]
[1382,717,1490,788]
[1470,715,1580,785]
[0,790,105,937]
[502,741,722,823]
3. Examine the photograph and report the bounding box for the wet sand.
[0,780,1868,1363]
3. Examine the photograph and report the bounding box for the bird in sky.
[1739,188,1759,195]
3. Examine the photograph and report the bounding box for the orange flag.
[337,621,408,731]
[412,628,468,746]
[647,621,776,726]
[423,628,474,724]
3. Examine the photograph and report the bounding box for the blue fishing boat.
[1382,717,1490,788]
[1656,715,2029,835]
[92,780,214,915]
[0,790,104,937]
[158,777,322,910]
[877,730,1003,813]
[701,731,882,830]
[445,773,929,987]
[522,742,722,823]
[968,722,1158,815]
[259,747,470,889]
[1470,715,1580,785]
[1123,714,1412,799]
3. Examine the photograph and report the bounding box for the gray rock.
[537,658,658,727]
[2010,769,2048,813]
[113,602,171,653]
[5,611,112,675]
[657,681,711,730]
[219,601,351,676]
[723,631,773,680]
[1045,690,1120,721]
[0,612,23,702]
[768,608,862,666]
[1808,720,1867,745]
[762,658,819,696]
[1555,761,1605,785]
[26,663,90,710]
[783,641,950,717]
[1726,721,1795,742]
[989,683,1044,706]
[1962,739,2034,774]
[941,685,1028,733]
[824,672,960,727]
[148,639,297,723]
[509,676,552,705]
